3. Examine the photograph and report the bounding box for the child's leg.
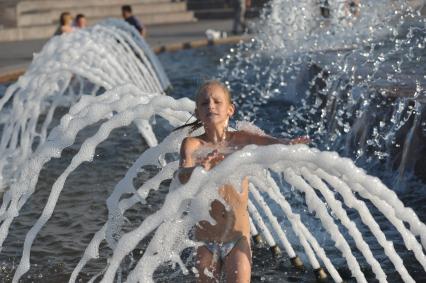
[224,237,252,283]
[196,246,221,283]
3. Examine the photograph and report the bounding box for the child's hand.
[201,149,225,171]
[289,136,310,145]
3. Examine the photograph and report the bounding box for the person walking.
[232,0,251,35]
[121,5,146,37]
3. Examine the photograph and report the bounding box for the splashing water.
[71,124,426,283]
[220,0,426,183]
[0,19,170,191]
[0,2,425,283]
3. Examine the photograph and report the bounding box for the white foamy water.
[260,0,416,53]
[220,0,426,184]
[72,130,426,283]
[0,19,170,191]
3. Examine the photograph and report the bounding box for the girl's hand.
[289,136,310,145]
[201,149,225,171]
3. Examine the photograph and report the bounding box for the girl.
[54,12,74,36]
[177,80,308,282]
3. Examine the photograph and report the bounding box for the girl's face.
[65,15,73,26]
[195,85,234,128]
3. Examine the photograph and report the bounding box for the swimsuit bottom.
[203,236,244,263]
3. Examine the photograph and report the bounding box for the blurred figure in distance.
[74,14,87,28]
[319,0,330,18]
[54,12,74,36]
[232,0,251,35]
[121,5,146,37]
[346,0,360,17]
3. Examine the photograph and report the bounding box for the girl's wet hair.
[195,80,232,104]
[59,12,72,26]
[174,80,232,133]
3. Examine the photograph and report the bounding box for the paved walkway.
[0,19,234,80]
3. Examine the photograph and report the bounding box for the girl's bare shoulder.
[181,136,205,152]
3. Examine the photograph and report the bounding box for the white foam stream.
[249,184,296,258]
[0,19,169,191]
[74,140,424,282]
[12,93,194,282]
[250,173,340,281]
[301,168,387,282]
[248,199,277,247]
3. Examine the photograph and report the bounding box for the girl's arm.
[177,138,225,184]
[238,131,310,146]
[177,137,197,184]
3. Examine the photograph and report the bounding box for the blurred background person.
[121,5,146,37]
[54,12,74,36]
[345,0,361,17]
[346,0,361,17]
[320,0,331,18]
[232,0,251,34]
[74,14,87,29]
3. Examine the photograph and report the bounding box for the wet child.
[177,80,308,282]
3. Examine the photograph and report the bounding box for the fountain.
[0,1,425,282]
[220,0,426,183]
[0,19,170,190]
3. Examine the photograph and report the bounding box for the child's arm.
[238,131,310,146]
[177,137,197,184]
[177,138,226,184]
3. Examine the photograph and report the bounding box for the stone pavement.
[0,19,236,82]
